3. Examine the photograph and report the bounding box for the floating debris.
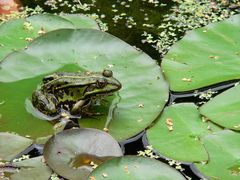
[166,118,173,131]
[181,78,192,82]
[102,172,108,178]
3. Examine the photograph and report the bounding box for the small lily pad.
[88,155,185,180]
[0,156,52,180]
[0,13,98,61]
[147,103,209,162]
[200,84,240,130]
[43,128,123,180]
[162,14,240,92]
[194,130,240,179]
[0,132,33,161]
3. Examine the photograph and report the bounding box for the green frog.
[32,70,121,118]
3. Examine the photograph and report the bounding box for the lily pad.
[0,132,33,161]
[59,14,99,28]
[88,155,185,180]
[200,84,240,130]
[0,28,168,141]
[162,14,240,92]
[43,128,123,180]
[0,13,98,61]
[0,156,52,180]
[194,130,240,179]
[147,103,209,162]
[206,121,223,132]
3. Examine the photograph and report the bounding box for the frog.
[32,69,121,118]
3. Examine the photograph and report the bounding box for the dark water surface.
[18,0,239,179]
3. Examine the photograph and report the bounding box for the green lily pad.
[0,77,55,138]
[88,155,185,180]
[200,84,240,130]
[0,156,52,180]
[0,13,98,61]
[0,28,168,141]
[60,14,99,28]
[147,103,209,162]
[162,14,240,92]
[194,130,240,179]
[44,128,123,180]
[0,132,33,161]
[206,121,223,132]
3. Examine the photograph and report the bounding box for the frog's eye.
[96,79,107,88]
[102,69,113,77]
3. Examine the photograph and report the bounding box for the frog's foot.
[53,118,79,133]
[53,118,69,133]
[64,120,79,129]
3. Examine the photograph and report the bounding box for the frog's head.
[42,73,59,84]
[84,70,122,98]
[32,90,58,116]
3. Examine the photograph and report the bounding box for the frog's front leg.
[71,99,101,117]
[71,99,86,115]
[81,99,102,116]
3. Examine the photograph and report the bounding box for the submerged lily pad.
[194,130,240,179]
[200,84,240,130]
[0,28,168,140]
[0,156,52,180]
[147,103,209,162]
[88,155,185,180]
[162,14,240,92]
[0,132,33,161]
[0,13,98,61]
[44,128,123,180]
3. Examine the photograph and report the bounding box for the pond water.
[13,0,240,179]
